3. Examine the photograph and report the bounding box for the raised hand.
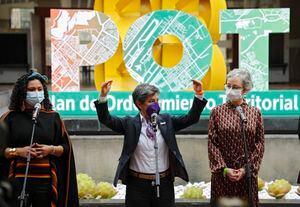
[101,80,113,97]
[192,80,203,94]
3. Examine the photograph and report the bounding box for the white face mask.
[26,91,45,106]
[226,88,243,101]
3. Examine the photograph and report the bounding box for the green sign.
[49,90,299,118]
[221,9,290,91]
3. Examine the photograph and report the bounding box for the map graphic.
[51,9,119,91]
[221,9,289,91]
[123,10,213,92]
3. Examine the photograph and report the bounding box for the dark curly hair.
[9,71,52,111]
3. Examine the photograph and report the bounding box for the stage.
[80,198,300,207]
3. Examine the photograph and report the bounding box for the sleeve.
[0,112,12,178]
[94,100,127,134]
[0,111,11,145]
[194,94,203,100]
[54,113,69,155]
[208,108,226,173]
[171,97,207,132]
[250,109,265,173]
[0,119,8,159]
[98,96,107,103]
[53,112,79,206]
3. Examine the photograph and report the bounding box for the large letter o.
[123,10,213,91]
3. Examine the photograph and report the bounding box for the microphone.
[236,106,247,123]
[151,113,158,128]
[146,102,160,129]
[32,103,41,121]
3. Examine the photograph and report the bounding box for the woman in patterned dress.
[208,68,264,207]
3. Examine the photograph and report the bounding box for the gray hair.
[227,68,253,92]
[132,83,160,110]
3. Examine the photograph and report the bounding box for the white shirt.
[98,94,204,174]
[129,114,169,173]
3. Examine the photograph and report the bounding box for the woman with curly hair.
[0,71,79,207]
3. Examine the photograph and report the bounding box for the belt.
[129,170,170,180]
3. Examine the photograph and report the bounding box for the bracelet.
[223,167,228,177]
[8,148,18,157]
[51,145,56,155]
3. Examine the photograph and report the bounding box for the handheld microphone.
[236,106,247,123]
[32,103,41,121]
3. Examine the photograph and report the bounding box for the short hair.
[227,68,253,93]
[9,70,52,111]
[132,83,160,110]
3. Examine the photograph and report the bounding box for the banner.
[50,90,299,118]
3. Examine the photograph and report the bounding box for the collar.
[23,107,46,112]
[140,113,162,125]
[226,98,248,109]
[139,113,148,124]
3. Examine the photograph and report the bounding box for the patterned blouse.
[208,100,264,207]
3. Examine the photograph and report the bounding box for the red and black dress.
[208,101,264,207]
[1,110,79,207]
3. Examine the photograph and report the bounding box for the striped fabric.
[15,158,51,178]
[50,160,58,207]
[9,158,58,207]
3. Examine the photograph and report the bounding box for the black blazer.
[94,97,207,186]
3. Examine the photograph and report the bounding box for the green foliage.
[94,182,117,199]
[181,186,205,199]
[267,179,291,198]
[258,177,265,191]
[77,173,96,199]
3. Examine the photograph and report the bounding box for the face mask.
[26,91,45,106]
[146,102,160,117]
[226,88,242,101]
